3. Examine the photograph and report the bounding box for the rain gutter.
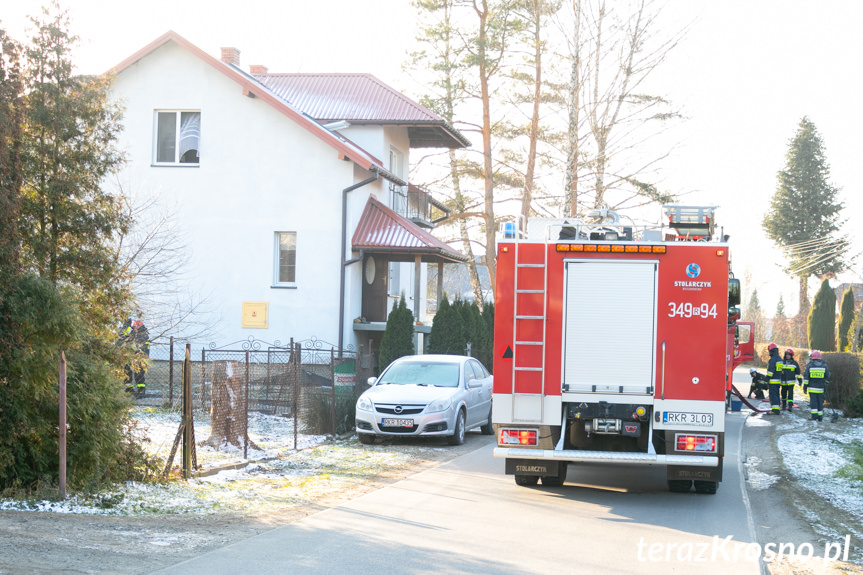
[338,172,379,356]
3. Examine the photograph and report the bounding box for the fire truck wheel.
[358,433,376,445]
[667,480,693,493]
[480,406,494,435]
[515,475,539,486]
[694,480,718,494]
[448,409,466,445]
[541,462,568,487]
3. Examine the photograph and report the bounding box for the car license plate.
[662,412,713,426]
[382,418,413,427]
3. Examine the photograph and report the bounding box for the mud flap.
[505,459,561,477]
[667,461,723,482]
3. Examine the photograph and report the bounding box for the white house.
[108,31,469,356]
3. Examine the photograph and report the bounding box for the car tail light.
[675,434,717,453]
[499,428,538,446]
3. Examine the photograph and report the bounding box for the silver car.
[355,355,494,445]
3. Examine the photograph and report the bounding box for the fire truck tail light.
[556,244,570,252]
[716,249,725,256]
[675,434,717,453]
[651,246,667,254]
[638,246,652,253]
[499,428,538,446]
[625,245,638,253]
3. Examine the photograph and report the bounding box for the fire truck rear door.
[562,260,657,395]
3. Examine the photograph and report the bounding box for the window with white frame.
[273,232,297,286]
[155,110,201,164]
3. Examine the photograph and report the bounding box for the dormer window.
[155,110,200,165]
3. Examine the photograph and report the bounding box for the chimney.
[220,47,240,66]
[249,64,269,75]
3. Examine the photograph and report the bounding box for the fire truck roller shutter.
[562,260,658,394]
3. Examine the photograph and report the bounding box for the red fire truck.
[492,206,741,494]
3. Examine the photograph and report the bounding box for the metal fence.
[133,337,375,474]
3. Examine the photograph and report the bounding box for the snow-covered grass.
[0,407,447,517]
[744,395,863,547]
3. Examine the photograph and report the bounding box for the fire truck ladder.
[510,224,548,423]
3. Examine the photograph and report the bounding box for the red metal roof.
[106,32,404,184]
[352,197,467,263]
[255,73,470,149]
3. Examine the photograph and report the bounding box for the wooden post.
[168,336,174,405]
[59,351,67,499]
[183,344,192,479]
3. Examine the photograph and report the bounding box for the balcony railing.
[390,184,449,228]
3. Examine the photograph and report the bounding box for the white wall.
[111,41,395,349]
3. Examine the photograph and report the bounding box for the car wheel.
[358,433,376,445]
[515,475,539,486]
[667,479,693,493]
[448,409,466,445]
[541,462,568,487]
[480,406,494,435]
[694,480,718,494]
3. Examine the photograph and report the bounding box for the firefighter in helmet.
[803,350,830,421]
[119,319,150,398]
[748,368,767,400]
[780,348,802,411]
[765,343,783,415]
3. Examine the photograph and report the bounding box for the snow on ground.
[744,397,863,544]
[0,407,447,517]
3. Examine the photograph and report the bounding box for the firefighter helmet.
[749,368,758,377]
[785,348,794,356]
[767,343,778,351]
[810,350,822,360]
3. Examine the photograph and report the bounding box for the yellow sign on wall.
[242,302,268,329]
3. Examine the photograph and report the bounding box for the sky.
[2,0,862,320]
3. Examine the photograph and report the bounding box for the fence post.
[244,350,249,460]
[59,351,67,499]
[293,342,299,449]
[183,344,192,479]
[330,349,337,437]
[169,336,174,405]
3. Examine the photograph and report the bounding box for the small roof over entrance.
[352,197,467,263]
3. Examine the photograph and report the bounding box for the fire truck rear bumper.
[493,448,719,467]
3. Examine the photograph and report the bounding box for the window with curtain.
[274,232,297,285]
[155,110,200,164]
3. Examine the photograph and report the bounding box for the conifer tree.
[428,294,465,354]
[837,286,855,351]
[378,295,416,369]
[808,279,836,351]
[763,117,847,322]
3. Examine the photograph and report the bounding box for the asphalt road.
[154,407,762,574]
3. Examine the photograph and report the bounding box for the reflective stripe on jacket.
[803,359,830,391]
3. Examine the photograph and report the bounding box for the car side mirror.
[367,377,377,386]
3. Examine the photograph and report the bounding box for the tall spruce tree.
[378,295,416,369]
[762,117,846,323]
[837,286,855,351]
[808,279,836,351]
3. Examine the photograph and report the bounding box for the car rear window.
[378,362,460,388]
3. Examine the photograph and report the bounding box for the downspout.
[339,171,379,356]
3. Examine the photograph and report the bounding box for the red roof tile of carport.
[352,197,467,263]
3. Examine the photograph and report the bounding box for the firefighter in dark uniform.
[803,350,830,421]
[780,348,802,411]
[765,343,783,415]
[748,368,767,400]
[119,319,150,398]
